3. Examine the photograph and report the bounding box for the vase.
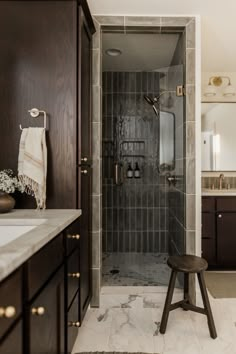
[0,191,15,213]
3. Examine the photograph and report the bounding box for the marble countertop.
[202,188,236,196]
[0,209,81,282]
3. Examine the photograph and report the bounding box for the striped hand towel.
[18,127,47,209]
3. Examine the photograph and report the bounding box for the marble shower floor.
[102,252,176,287]
[72,286,236,354]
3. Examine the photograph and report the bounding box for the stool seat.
[167,255,208,273]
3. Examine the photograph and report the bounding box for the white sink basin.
[0,219,46,247]
[0,225,37,247]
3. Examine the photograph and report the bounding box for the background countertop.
[202,188,236,196]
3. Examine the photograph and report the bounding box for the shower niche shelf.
[120,140,145,158]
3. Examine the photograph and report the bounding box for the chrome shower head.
[143,95,158,116]
[144,95,155,105]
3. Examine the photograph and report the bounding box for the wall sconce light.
[204,76,236,97]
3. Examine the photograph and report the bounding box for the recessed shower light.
[105,48,122,57]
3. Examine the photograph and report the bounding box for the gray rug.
[205,272,236,298]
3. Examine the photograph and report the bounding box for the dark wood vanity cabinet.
[0,0,94,336]
[202,196,236,268]
[0,269,23,354]
[0,218,82,354]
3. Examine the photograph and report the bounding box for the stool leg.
[183,273,189,310]
[197,271,217,339]
[160,270,177,334]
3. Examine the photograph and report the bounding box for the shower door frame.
[91,15,201,306]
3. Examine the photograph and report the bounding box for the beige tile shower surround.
[91,16,197,306]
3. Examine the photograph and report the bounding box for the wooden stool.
[160,255,217,339]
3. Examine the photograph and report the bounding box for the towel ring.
[19,108,47,130]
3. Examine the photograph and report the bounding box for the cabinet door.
[29,267,64,354]
[0,320,22,354]
[202,213,216,265]
[77,5,92,322]
[217,212,236,267]
[67,292,79,354]
[67,248,80,309]
[0,1,78,208]
[0,269,22,338]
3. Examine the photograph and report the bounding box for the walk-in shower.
[102,29,185,287]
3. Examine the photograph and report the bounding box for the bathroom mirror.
[201,102,236,171]
[159,110,175,172]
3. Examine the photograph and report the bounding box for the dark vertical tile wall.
[102,71,169,253]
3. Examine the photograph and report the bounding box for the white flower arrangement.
[0,169,25,194]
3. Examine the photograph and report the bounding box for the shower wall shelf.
[121,154,145,158]
[120,140,145,158]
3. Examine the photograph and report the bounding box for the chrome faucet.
[219,173,224,190]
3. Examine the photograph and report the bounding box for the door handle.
[78,157,91,167]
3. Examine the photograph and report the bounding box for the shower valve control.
[167,175,178,186]
[176,85,185,97]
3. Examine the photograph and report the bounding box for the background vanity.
[201,101,236,268]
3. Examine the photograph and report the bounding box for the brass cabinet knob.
[68,272,80,278]
[0,306,16,318]
[67,234,80,240]
[81,157,88,162]
[81,169,88,174]
[68,321,80,327]
[31,307,45,316]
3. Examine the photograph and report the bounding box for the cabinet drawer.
[27,234,63,299]
[67,248,80,309]
[0,269,22,339]
[64,220,81,256]
[67,291,79,353]
[216,197,236,211]
[202,197,215,212]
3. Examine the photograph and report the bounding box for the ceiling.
[102,32,180,71]
[89,0,236,73]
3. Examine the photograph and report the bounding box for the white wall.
[88,0,236,73]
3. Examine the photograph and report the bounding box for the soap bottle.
[134,162,141,178]
[127,163,133,178]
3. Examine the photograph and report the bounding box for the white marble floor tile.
[71,308,113,353]
[73,286,236,354]
[101,285,146,295]
[101,285,182,295]
[108,308,155,353]
[100,293,143,309]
